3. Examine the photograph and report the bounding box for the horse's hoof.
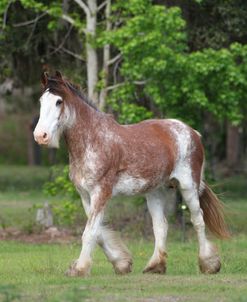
[199,254,221,274]
[65,260,91,277]
[114,259,133,275]
[143,251,167,274]
[143,261,166,274]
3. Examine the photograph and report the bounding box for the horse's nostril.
[43,133,47,139]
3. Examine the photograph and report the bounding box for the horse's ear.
[41,72,48,87]
[55,70,63,80]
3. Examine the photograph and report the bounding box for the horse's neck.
[64,102,104,164]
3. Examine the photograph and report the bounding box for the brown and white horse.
[34,71,229,277]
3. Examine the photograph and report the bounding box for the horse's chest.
[112,173,148,196]
[70,149,106,192]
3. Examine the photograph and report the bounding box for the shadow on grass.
[0,285,21,302]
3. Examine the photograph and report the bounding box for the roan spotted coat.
[34,72,229,277]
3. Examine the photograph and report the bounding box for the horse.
[33,71,230,277]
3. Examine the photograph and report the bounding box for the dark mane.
[45,77,99,111]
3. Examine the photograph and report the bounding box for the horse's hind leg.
[143,188,171,274]
[79,190,132,275]
[179,184,221,274]
[98,226,132,274]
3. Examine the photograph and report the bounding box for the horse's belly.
[112,173,150,196]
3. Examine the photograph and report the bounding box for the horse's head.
[33,71,75,148]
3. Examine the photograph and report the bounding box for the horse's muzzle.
[33,131,49,145]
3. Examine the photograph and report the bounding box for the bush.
[43,166,84,227]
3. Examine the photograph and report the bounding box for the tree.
[104,1,246,128]
[1,0,247,170]
[0,0,112,108]
[2,0,246,123]
[102,0,188,123]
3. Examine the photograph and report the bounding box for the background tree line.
[0,0,246,175]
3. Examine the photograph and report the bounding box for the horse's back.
[121,118,203,160]
[120,118,204,189]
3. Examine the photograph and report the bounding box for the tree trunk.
[99,0,111,110]
[226,122,241,171]
[86,0,99,105]
[27,123,35,166]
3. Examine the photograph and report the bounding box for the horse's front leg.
[76,188,132,275]
[66,187,108,277]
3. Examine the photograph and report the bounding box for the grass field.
[0,165,247,302]
[0,238,247,302]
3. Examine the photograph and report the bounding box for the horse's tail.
[199,182,230,239]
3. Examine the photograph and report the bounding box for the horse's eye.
[56,99,63,106]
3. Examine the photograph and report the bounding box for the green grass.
[0,190,58,229]
[215,175,247,199]
[0,165,51,191]
[0,237,247,302]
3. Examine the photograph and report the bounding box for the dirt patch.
[0,226,78,244]
[91,295,188,302]
[136,296,185,302]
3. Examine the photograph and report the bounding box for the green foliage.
[0,0,86,87]
[116,102,153,124]
[108,84,153,123]
[20,0,46,11]
[52,200,80,226]
[100,0,188,123]
[1,0,246,127]
[44,166,77,199]
[181,44,247,124]
[101,0,247,126]
[187,0,247,50]
[0,0,247,166]
[44,166,82,226]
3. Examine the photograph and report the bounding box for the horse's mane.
[45,76,98,111]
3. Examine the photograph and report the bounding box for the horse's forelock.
[41,75,98,111]
[42,77,69,100]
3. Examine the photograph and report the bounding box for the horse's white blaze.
[33,90,75,148]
